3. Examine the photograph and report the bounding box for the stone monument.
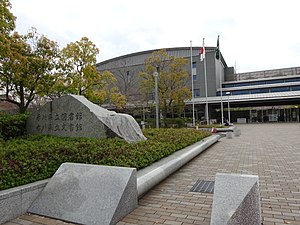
[28,163,138,225]
[26,95,146,143]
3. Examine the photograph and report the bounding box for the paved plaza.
[4,123,300,225]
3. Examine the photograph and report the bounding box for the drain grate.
[190,180,215,194]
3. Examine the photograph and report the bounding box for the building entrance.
[228,105,300,123]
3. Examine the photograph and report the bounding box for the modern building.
[97,47,300,123]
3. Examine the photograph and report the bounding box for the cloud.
[10,0,300,73]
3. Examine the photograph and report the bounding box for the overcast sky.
[10,0,300,73]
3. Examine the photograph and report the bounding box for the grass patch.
[0,128,211,191]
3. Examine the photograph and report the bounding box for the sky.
[9,0,300,73]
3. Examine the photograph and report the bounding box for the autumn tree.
[0,0,15,62]
[0,0,15,39]
[139,49,191,118]
[1,1,60,113]
[0,28,60,113]
[58,37,125,109]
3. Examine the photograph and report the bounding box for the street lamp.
[226,92,231,124]
[153,71,159,128]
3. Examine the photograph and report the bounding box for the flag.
[200,38,205,61]
[216,35,220,60]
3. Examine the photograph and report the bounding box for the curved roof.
[97,47,227,70]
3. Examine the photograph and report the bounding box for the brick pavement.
[4,123,300,225]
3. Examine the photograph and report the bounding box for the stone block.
[0,179,48,224]
[226,132,233,139]
[210,173,261,225]
[0,193,22,224]
[234,129,241,137]
[21,185,46,214]
[28,163,137,225]
[27,94,146,143]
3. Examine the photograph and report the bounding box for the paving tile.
[4,124,300,224]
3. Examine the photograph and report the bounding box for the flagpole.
[190,40,195,127]
[203,38,209,125]
[220,60,224,125]
[218,35,224,125]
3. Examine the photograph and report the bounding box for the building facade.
[97,47,300,123]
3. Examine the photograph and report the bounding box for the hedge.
[0,128,211,191]
[0,113,29,140]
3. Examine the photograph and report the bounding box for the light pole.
[153,71,159,128]
[226,92,231,124]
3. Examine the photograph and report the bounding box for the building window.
[192,62,196,75]
[266,79,284,84]
[285,77,300,83]
[126,71,131,83]
[223,84,235,88]
[250,88,269,94]
[193,75,197,81]
[270,87,290,92]
[234,82,252,87]
[291,85,300,91]
[232,90,250,95]
[194,89,200,97]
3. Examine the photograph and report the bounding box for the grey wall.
[97,47,227,101]
[232,66,300,81]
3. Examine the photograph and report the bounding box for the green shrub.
[0,128,211,190]
[0,113,29,140]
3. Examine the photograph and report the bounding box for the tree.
[0,0,15,33]
[58,37,125,108]
[0,29,60,113]
[0,0,15,61]
[139,49,191,118]
[110,58,142,104]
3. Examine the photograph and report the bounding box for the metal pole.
[190,40,195,127]
[203,49,209,125]
[153,71,159,128]
[143,104,146,121]
[227,93,231,124]
[219,60,224,125]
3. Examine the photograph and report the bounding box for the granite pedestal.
[28,163,137,225]
[210,173,261,225]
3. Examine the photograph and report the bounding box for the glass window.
[285,77,300,83]
[291,85,300,91]
[193,75,197,81]
[223,84,235,88]
[251,81,266,85]
[232,90,250,95]
[234,82,252,87]
[194,89,200,97]
[266,79,284,84]
[192,62,197,68]
[270,87,290,92]
[250,88,269,94]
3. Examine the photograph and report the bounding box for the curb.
[0,134,221,224]
[137,134,221,197]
